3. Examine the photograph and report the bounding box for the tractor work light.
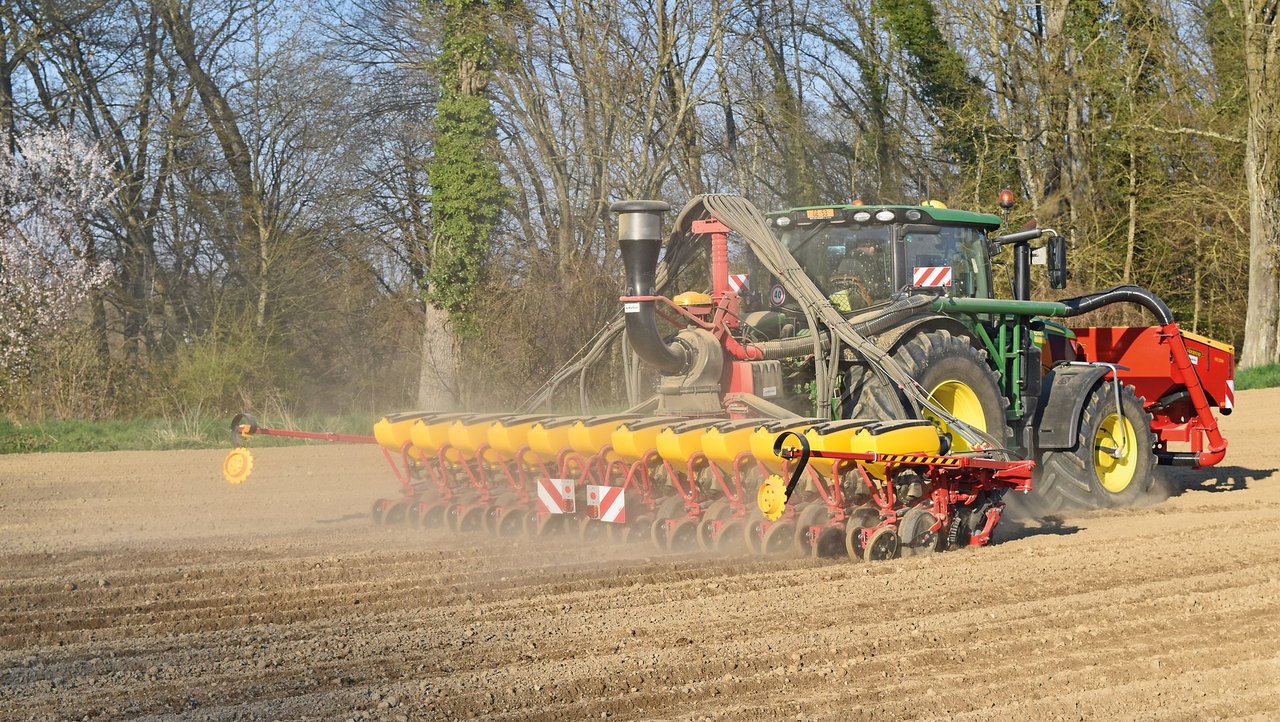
[875,209,895,222]
[775,215,792,227]
[852,211,871,222]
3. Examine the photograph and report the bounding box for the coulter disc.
[611,516,652,544]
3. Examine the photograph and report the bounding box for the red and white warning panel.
[537,477,575,514]
[727,273,749,293]
[585,485,626,523]
[913,266,953,287]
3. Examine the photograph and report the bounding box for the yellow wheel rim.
[757,474,788,521]
[222,447,255,484]
[924,379,986,452]
[1094,412,1138,493]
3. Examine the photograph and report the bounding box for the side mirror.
[1048,235,1068,289]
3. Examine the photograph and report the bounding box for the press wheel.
[863,526,900,562]
[844,506,880,561]
[665,518,699,552]
[793,503,830,553]
[899,507,940,557]
[813,525,846,558]
[759,521,796,555]
[456,505,484,533]
[495,505,526,537]
[418,500,450,529]
[370,499,392,525]
[579,516,611,543]
[714,519,747,552]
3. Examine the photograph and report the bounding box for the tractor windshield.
[781,226,893,312]
[902,225,990,298]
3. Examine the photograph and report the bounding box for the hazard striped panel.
[537,477,575,514]
[728,273,749,293]
[912,266,953,287]
[586,484,626,523]
[878,453,963,466]
[1224,379,1234,410]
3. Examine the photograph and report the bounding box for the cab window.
[902,226,989,298]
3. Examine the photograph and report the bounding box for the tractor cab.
[762,204,1003,314]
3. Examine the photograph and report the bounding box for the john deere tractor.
[599,194,1232,514]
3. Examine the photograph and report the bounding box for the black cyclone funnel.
[611,200,686,374]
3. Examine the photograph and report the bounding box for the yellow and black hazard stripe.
[876,453,965,467]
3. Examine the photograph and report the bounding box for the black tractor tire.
[842,328,1010,452]
[1031,383,1156,512]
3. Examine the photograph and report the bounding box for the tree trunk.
[417,301,458,410]
[1240,0,1279,368]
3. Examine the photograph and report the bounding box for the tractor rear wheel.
[843,328,1009,452]
[1034,383,1155,511]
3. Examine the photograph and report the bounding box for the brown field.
[3,389,1280,721]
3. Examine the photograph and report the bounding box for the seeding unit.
[223,194,1234,560]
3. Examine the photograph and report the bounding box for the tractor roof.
[767,204,1003,231]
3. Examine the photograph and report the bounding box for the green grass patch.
[0,414,376,454]
[1235,363,1280,391]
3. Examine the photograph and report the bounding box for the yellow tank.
[487,415,552,460]
[448,414,511,464]
[848,420,942,479]
[526,416,583,464]
[750,418,824,474]
[568,414,641,461]
[702,419,768,469]
[611,417,676,462]
[656,419,720,466]
[410,413,467,452]
[804,419,877,477]
[373,411,434,451]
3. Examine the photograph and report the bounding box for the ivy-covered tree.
[872,0,990,165]
[425,0,506,321]
[418,0,508,406]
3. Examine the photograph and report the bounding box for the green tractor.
[581,194,1232,515]
[739,198,1233,511]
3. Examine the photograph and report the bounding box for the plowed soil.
[3,390,1279,721]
